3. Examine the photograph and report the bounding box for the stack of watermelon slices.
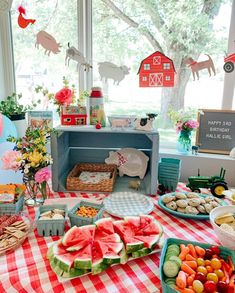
[47,215,163,278]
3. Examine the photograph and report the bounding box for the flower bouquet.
[176,120,199,153]
[1,127,53,206]
[168,109,199,153]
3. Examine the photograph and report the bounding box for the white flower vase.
[10,113,27,138]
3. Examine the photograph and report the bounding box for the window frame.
[0,0,235,113]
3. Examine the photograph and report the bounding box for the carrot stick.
[185,254,196,261]
[186,273,195,286]
[187,244,197,258]
[179,247,190,261]
[183,260,197,270]
[181,263,196,275]
[182,289,195,293]
[176,270,187,289]
[195,246,205,257]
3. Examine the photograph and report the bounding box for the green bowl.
[160,238,235,293]
[158,192,227,220]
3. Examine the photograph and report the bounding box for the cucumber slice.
[167,244,180,253]
[169,256,182,268]
[165,277,176,285]
[165,251,179,261]
[163,260,180,278]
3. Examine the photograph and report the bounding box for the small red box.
[61,106,87,126]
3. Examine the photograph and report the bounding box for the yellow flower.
[28,150,43,167]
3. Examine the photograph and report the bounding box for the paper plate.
[158,192,227,220]
[103,192,154,218]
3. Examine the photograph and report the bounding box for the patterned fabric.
[116,152,127,167]
[0,183,221,293]
[104,192,154,218]
[79,171,111,184]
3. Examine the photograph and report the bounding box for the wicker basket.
[66,163,117,192]
[68,201,104,227]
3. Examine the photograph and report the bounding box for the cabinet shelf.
[51,127,159,195]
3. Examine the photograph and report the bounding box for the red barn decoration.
[137,51,175,87]
[61,106,87,126]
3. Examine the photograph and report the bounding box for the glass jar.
[177,130,192,154]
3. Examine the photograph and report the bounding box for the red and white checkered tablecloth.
[0,184,221,293]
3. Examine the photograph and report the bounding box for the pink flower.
[184,120,199,130]
[1,150,22,171]
[35,167,51,183]
[55,88,73,105]
[175,121,183,133]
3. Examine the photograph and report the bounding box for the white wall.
[160,150,235,187]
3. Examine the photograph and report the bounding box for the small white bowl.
[210,205,235,250]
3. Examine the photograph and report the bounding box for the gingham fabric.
[0,184,220,293]
[103,192,154,218]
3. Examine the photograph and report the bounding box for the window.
[4,0,235,148]
[163,63,170,70]
[144,64,150,70]
[165,76,171,81]
[153,56,161,65]
[142,77,147,81]
[10,0,79,108]
[92,0,235,147]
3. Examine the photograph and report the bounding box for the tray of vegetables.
[160,238,235,293]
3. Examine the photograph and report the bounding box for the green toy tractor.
[186,167,228,198]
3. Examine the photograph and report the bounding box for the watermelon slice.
[50,259,64,277]
[54,252,78,272]
[91,241,107,275]
[95,240,122,265]
[53,242,68,255]
[124,216,141,232]
[74,244,92,269]
[134,234,160,249]
[95,231,121,243]
[62,267,89,278]
[95,218,114,234]
[62,226,90,247]
[140,215,154,229]
[142,221,163,236]
[132,247,152,258]
[122,235,144,253]
[113,220,135,238]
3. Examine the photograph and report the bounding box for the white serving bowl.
[210,205,235,250]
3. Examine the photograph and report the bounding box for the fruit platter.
[47,215,164,279]
[160,238,235,293]
[0,212,33,255]
[158,192,226,220]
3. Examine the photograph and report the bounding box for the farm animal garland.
[18,6,36,29]
[65,43,92,72]
[98,62,130,85]
[35,31,61,56]
[184,55,216,80]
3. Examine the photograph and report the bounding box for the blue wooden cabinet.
[51,126,159,195]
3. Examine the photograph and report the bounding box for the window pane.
[92,0,232,146]
[11,0,79,107]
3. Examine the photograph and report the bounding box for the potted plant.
[0,92,39,137]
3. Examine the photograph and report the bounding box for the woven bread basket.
[66,163,117,192]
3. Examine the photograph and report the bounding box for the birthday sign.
[196,109,235,154]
